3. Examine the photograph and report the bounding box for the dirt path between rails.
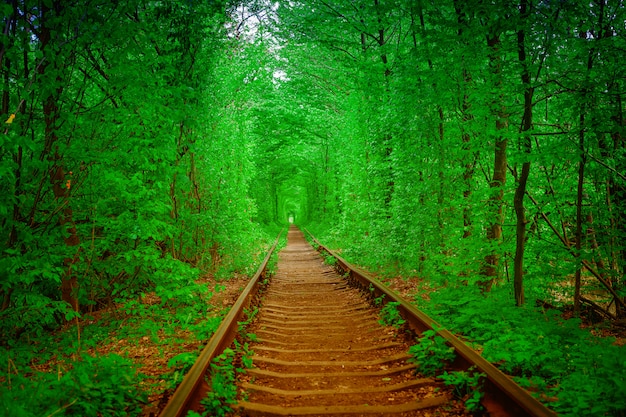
[231,226,469,417]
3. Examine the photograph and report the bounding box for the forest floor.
[132,275,251,417]
[5,274,252,417]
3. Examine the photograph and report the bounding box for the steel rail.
[305,229,557,417]
[158,230,283,417]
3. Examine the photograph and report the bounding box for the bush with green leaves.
[550,342,626,417]
[373,293,385,307]
[234,339,255,370]
[378,301,406,329]
[421,284,626,416]
[322,252,337,266]
[0,353,146,417]
[166,352,199,390]
[198,348,239,417]
[438,368,485,412]
[407,329,456,376]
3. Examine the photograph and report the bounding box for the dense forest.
[1,0,625,416]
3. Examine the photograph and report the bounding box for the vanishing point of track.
[159,226,557,417]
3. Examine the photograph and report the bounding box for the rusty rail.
[305,229,557,417]
[158,230,283,417]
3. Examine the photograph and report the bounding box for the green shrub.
[420,284,626,415]
[199,348,239,417]
[166,352,199,390]
[0,353,146,417]
[407,329,456,376]
[322,252,337,266]
[552,345,626,417]
[234,340,254,370]
[439,368,485,412]
[378,301,405,328]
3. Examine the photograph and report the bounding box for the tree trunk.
[610,95,625,315]
[574,115,585,313]
[512,0,533,306]
[373,0,394,212]
[481,32,508,291]
[574,0,604,312]
[41,1,80,314]
[454,0,476,239]
[413,2,446,241]
[50,161,80,313]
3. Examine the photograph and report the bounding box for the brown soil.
[231,227,469,417]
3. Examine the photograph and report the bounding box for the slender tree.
[512,0,534,306]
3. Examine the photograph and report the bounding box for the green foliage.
[369,285,388,308]
[234,339,255,370]
[265,245,282,278]
[422,285,626,416]
[189,316,223,342]
[239,307,259,328]
[287,0,626,317]
[2,1,625,415]
[0,0,276,349]
[550,344,626,417]
[0,354,146,417]
[322,252,337,266]
[438,368,485,413]
[238,307,259,341]
[378,301,406,329]
[0,276,229,416]
[373,293,385,307]
[166,352,199,390]
[407,329,456,377]
[199,348,239,417]
[196,339,257,417]
[0,295,75,341]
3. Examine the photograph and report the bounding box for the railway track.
[159,226,557,417]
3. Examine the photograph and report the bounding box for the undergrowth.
[378,301,406,329]
[0,281,226,417]
[322,252,337,266]
[0,353,146,417]
[167,351,201,390]
[197,349,238,417]
[420,284,626,417]
[439,367,485,413]
[192,342,253,417]
[0,226,279,417]
[407,329,455,376]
